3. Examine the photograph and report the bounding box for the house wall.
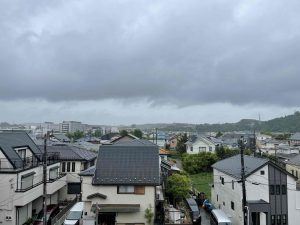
[82,177,155,224]
[212,165,270,225]
[0,163,66,225]
[186,139,215,154]
[287,175,300,225]
[286,164,300,185]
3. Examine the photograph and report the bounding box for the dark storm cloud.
[1,0,300,106]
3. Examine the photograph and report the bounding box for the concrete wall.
[82,176,155,224]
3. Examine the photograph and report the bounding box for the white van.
[210,209,232,225]
[64,202,84,225]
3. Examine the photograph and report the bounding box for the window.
[221,177,224,185]
[67,162,71,172]
[276,185,280,195]
[209,147,212,152]
[222,202,225,206]
[271,215,275,225]
[232,180,234,190]
[49,167,59,180]
[277,215,281,225]
[67,182,81,194]
[190,146,193,152]
[231,201,234,210]
[260,170,265,175]
[21,172,35,190]
[71,162,75,172]
[118,186,145,194]
[62,162,66,172]
[17,149,26,160]
[282,185,287,195]
[217,194,218,201]
[282,214,287,225]
[118,186,134,194]
[270,185,275,195]
[199,147,206,151]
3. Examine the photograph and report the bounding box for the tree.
[215,131,223,138]
[93,129,102,137]
[176,133,188,155]
[182,152,218,174]
[120,130,128,137]
[132,129,143,138]
[166,173,191,204]
[73,130,84,140]
[216,145,225,159]
[144,205,154,225]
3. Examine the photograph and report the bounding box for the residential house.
[185,136,216,154]
[50,133,70,143]
[110,134,139,144]
[289,133,300,147]
[159,148,170,161]
[283,154,300,188]
[80,144,160,224]
[38,144,97,200]
[211,155,300,225]
[0,133,66,225]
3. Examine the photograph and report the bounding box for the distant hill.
[135,112,300,133]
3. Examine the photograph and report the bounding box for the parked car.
[33,204,60,225]
[185,198,201,225]
[64,202,84,225]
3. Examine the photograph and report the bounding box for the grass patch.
[189,172,213,200]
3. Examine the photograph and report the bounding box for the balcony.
[0,152,60,172]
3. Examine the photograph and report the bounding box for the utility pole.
[155,128,158,144]
[43,133,48,225]
[239,136,248,225]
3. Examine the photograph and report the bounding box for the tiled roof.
[39,144,97,161]
[113,138,157,146]
[290,132,300,141]
[212,155,268,179]
[0,132,42,168]
[159,148,170,155]
[79,166,96,176]
[52,133,70,142]
[93,145,159,185]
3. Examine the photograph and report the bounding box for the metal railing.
[0,152,60,171]
[51,198,78,225]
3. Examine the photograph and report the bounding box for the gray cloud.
[1,0,300,107]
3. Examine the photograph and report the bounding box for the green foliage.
[93,129,102,137]
[132,129,143,138]
[120,130,128,137]
[215,131,223,138]
[166,173,191,201]
[175,133,188,154]
[66,131,84,141]
[144,205,154,225]
[182,152,218,174]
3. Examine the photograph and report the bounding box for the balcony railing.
[0,152,60,171]
[15,173,66,192]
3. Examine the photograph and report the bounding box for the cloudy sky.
[1,0,300,125]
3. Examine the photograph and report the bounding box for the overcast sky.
[1,0,300,125]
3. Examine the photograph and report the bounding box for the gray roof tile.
[212,155,268,179]
[0,132,42,168]
[93,145,159,185]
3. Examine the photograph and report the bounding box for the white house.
[80,144,160,224]
[211,155,300,225]
[0,132,66,225]
[38,144,97,201]
[185,136,216,154]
